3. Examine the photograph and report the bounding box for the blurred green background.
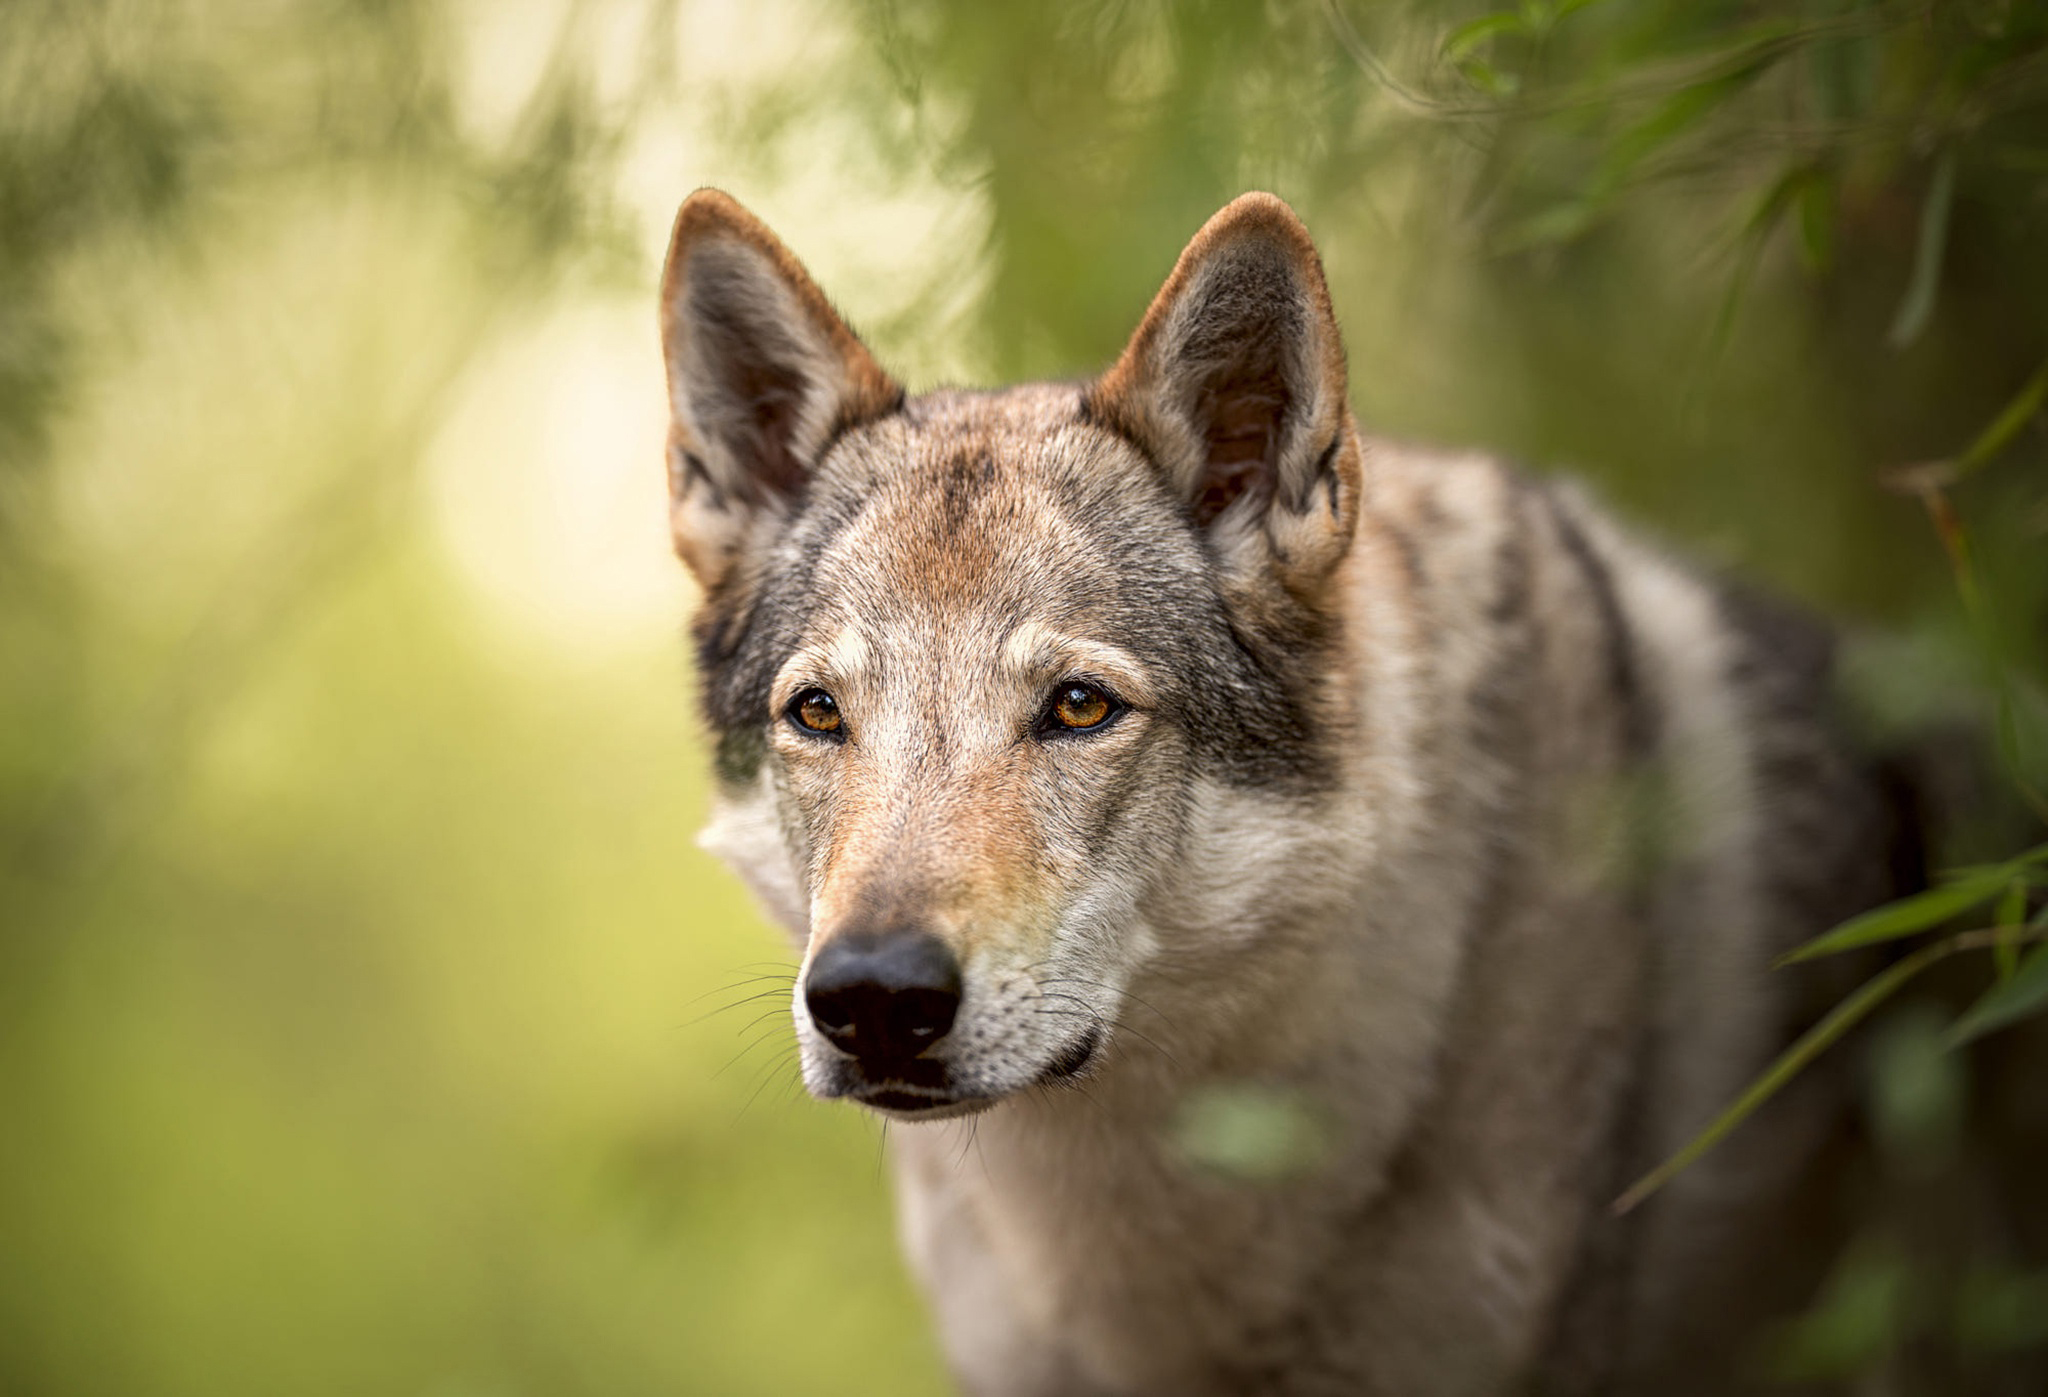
[3,1,2046,1393]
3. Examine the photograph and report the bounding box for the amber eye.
[1039,682,1121,736]
[789,688,843,737]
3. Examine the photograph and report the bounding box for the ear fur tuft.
[659,189,901,590]
[1084,192,1358,585]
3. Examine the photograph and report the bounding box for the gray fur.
[660,191,1912,1396]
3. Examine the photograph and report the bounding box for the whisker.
[1031,1000,1179,1066]
[1036,973,1177,1028]
[681,984,797,1028]
[736,1049,799,1121]
[1030,1067,1109,1115]
[1030,989,1101,1011]
[715,1023,796,1081]
[971,1116,992,1183]
[778,1062,808,1109]
[732,1012,795,1049]
[682,970,797,1007]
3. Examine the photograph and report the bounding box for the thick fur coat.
[657,189,1914,1395]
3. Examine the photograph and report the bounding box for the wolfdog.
[656,189,1918,1395]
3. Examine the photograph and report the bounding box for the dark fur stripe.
[1542,489,1655,761]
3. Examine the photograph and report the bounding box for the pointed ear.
[1083,193,1358,585]
[659,189,903,590]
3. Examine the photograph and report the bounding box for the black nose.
[804,931,962,1063]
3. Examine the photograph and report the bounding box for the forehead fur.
[820,386,1186,620]
[694,383,1338,793]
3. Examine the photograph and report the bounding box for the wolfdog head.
[661,191,1365,1119]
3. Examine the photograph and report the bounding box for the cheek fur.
[1029,718,1187,876]
[698,771,810,936]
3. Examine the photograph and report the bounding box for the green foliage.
[1614,935,1965,1215]
[1763,1241,1913,1380]
[0,3,940,1394]
[1778,844,2048,964]
[5,1,2048,1393]
[1951,931,2048,1045]
[1170,1083,1335,1182]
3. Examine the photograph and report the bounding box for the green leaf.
[1704,163,1813,362]
[1795,174,1835,273]
[1443,11,1525,61]
[1457,58,1521,97]
[1955,1264,2048,1353]
[1887,149,1956,350]
[1616,938,1956,1213]
[1953,355,2048,480]
[1766,1245,1910,1379]
[1778,861,2018,965]
[1171,1084,1335,1181]
[1995,878,2027,980]
[1949,940,2048,1048]
[1497,200,1599,252]
[1944,844,2048,874]
[1593,72,1754,199]
[1739,164,1813,241]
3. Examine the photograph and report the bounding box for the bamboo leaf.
[1458,59,1521,97]
[1995,878,2027,980]
[1740,163,1814,243]
[1953,355,2048,480]
[1777,862,2018,965]
[1704,163,1812,361]
[1497,200,1599,252]
[1948,938,2048,1048]
[1616,939,1955,1214]
[1443,11,1525,61]
[1795,173,1835,273]
[1887,149,1956,350]
[1593,71,1754,198]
